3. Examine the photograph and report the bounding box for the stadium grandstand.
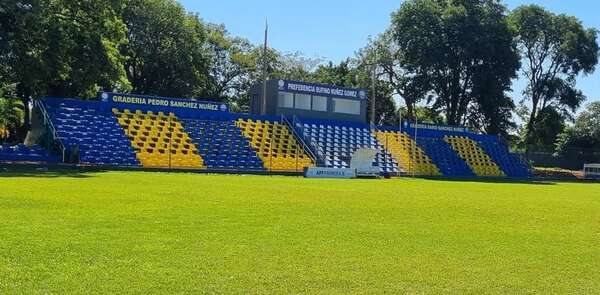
[0,79,531,178]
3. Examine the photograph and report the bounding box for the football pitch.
[0,171,599,293]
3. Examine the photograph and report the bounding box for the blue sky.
[180,0,599,104]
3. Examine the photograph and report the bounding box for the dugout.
[250,79,368,123]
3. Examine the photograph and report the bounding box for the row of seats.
[416,137,475,177]
[114,109,205,169]
[374,130,530,178]
[444,136,505,177]
[47,103,139,166]
[181,119,264,170]
[237,119,314,171]
[42,99,530,177]
[476,139,531,177]
[0,144,60,162]
[374,131,441,176]
[296,122,398,173]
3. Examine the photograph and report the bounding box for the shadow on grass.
[418,176,559,185]
[418,176,600,185]
[0,166,102,178]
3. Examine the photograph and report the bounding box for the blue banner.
[403,121,472,133]
[99,92,228,112]
[277,79,367,100]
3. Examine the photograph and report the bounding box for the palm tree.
[0,85,24,140]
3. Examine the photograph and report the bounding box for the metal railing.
[33,99,66,161]
[281,114,319,166]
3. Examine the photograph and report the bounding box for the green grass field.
[0,170,599,294]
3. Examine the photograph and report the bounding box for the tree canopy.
[510,5,598,146]
[6,0,129,99]
[121,0,210,98]
[390,0,520,135]
[555,102,600,153]
[0,83,23,139]
[0,0,598,148]
[1,0,129,136]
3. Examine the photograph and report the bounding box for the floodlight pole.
[294,116,299,175]
[413,114,418,178]
[398,107,402,134]
[168,115,172,171]
[370,62,376,129]
[261,20,269,115]
[385,133,388,176]
[269,123,273,176]
[296,138,299,175]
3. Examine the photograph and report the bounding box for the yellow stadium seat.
[235,118,315,172]
[374,130,440,176]
[114,109,205,169]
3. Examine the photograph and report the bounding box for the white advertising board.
[304,167,356,179]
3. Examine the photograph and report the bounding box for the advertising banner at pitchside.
[99,92,228,112]
[304,167,356,179]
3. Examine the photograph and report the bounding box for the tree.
[362,72,398,126]
[312,59,399,125]
[357,31,430,121]
[527,107,566,148]
[399,105,444,125]
[202,24,255,103]
[0,84,23,140]
[510,5,599,145]
[312,60,356,87]
[0,2,17,84]
[228,46,325,112]
[390,0,520,133]
[275,52,324,81]
[216,45,287,112]
[121,0,211,98]
[1,0,48,136]
[555,102,600,153]
[42,1,130,98]
[467,73,517,136]
[2,0,129,136]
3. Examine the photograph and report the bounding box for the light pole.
[365,47,378,130]
[261,20,268,115]
[413,113,418,178]
[370,63,376,129]
[398,106,402,134]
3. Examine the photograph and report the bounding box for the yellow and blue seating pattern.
[374,130,441,176]
[236,119,314,171]
[41,98,530,177]
[113,109,205,169]
[444,135,504,177]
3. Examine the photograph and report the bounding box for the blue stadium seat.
[40,97,530,177]
[0,144,60,163]
[44,100,140,166]
[416,137,475,177]
[473,136,531,178]
[180,118,264,170]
